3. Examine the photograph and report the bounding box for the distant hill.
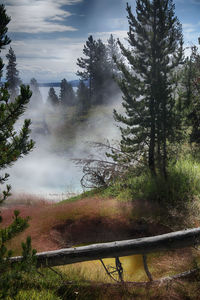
[38,80,81,88]
[1,79,88,88]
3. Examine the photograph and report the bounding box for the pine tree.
[59,78,75,106]
[77,35,96,104]
[77,36,116,105]
[0,5,36,298]
[47,87,59,106]
[0,4,10,81]
[77,80,90,114]
[180,44,200,144]
[92,38,109,105]
[6,46,21,101]
[114,0,183,178]
[106,34,122,101]
[107,34,122,77]
[29,78,43,108]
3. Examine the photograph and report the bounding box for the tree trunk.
[9,227,200,268]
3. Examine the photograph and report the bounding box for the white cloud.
[3,37,85,82]
[2,29,128,83]
[182,23,197,33]
[3,0,83,33]
[182,23,200,46]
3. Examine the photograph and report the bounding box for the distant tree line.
[45,34,121,114]
[4,33,122,117]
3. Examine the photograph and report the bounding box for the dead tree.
[73,140,143,189]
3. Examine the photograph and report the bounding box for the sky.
[2,0,200,83]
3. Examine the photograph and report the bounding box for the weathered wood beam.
[10,227,200,268]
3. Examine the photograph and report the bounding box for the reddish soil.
[0,197,173,253]
[51,215,170,248]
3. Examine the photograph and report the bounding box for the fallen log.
[10,227,200,268]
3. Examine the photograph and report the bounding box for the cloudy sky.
[2,0,200,83]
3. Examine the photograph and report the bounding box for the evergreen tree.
[106,34,122,100]
[77,80,90,114]
[114,0,183,178]
[47,87,59,106]
[180,44,200,144]
[6,46,21,101]
[0,4,10,81]
[77,35,116,105]
[59,78,75,106]
[77,35,96,104]
[0,4,36,298]
[29,78,43,108]
[107,34,122,77]
[92,38,109,105]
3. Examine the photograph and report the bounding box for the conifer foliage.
[6,46,21,101]
[0,4,36,298]
[60,78,75,106]
[114,0,183,178]
[77,80,89,114]
[107,34,122,77]
[77,35,119,107]
[180,43,200,144]
[47,87,59,106]
[77,35,96,104]
[0,4,10,80]
[29,77,43,108]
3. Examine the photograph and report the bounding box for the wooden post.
[142,255,153,281]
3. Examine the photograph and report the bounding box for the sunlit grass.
[59,254,146,283]
[6,290,61,300]
[104,155,200,210]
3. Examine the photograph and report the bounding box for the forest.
[1,0,200,299]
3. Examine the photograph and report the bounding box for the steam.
[5,87,123,202]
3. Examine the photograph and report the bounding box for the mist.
[6,88,123,202]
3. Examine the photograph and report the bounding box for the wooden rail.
[10,227,200,268]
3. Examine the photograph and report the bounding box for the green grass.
[58,188,103,205]
[6,264,200,300]
[7,290,61,300]
[4,267,102,300]
[104,155,200,209]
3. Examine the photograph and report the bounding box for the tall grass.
[105,155,200,209]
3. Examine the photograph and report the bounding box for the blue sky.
[2,0,200,83]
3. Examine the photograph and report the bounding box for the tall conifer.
[59,78,75,106]
[29,78,43,108]
[6,47,21,101]
[114,0,183,177]
[47,87,59,106]
[0,5,36,297]
[77,35,96,104]
[77,36,117,105]
[77,80,90,113]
